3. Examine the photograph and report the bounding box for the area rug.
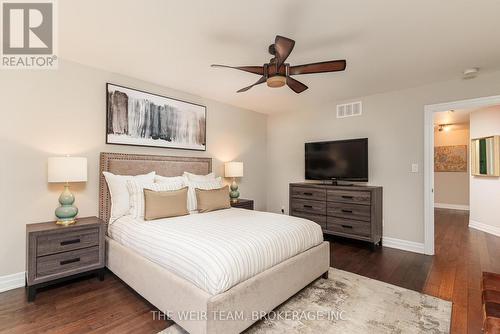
[159,268,452,334]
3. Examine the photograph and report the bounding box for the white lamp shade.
[48,157,88,183]
[225,161,243,178]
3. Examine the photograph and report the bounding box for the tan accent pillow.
[195,186,231,213]
[143,187,189,221]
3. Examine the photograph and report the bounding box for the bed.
[99,152,330,334]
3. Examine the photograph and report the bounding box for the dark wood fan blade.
[237,76,267,93]
[289,60,346,75]
[274,35,295,69]
[211,64,264,75]
[286,76,308,93]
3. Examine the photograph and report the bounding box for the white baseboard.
[0,272,25,293]
[469,220,500,237]
[382,237,425,254]
[434,203,470,211]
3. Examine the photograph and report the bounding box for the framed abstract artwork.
[106,83,206,151]
[434,145,467,172]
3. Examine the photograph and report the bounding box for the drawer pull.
[60,257,80,265]
[303,205,313,209]
[341,195,354,199]
[341,225,353,229]
[341,209,353,213]
[303,192,313,196]
[60,238,81,246]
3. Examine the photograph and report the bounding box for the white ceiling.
[433,105,500,131]
[59,0,500,114]
[434,109,471,125]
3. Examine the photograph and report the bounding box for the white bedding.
[108,208,323,295]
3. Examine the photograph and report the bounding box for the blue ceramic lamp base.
[55,185,78,226]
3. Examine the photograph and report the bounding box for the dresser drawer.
[37,227,99,256]
[327,202,371,222]
[291,186,326,201]
[327,217,371,237]
[36,246,100,278]
[327,190,371,205]
[291,211,327,230]
[291,198,326,215]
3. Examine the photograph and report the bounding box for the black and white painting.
[106,83,206,151]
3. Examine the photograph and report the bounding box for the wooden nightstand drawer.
[37,227,99,256]
[36,246,100,278]
[230,199,254,210]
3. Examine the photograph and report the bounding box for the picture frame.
[106,83,207,151]
[434,145,468,172]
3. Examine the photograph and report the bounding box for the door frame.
[423,95,500,255]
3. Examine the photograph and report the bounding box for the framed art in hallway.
[106,83,206,151]
[434,145,467,172]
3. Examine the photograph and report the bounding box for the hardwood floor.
[331,208,500,334]
[0,209,498,333]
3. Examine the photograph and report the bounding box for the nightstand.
[230,199,254,210]
[26,216,106,302]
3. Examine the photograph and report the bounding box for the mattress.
[108,208,323,295]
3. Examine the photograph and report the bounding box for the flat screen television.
[305,138,368,182]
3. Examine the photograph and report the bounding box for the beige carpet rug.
[159,268,452,334]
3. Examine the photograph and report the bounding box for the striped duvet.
[108,208,323,295]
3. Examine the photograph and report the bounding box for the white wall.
[469,105,500,235]
[0,60,267,276]
[434,126,470,208]
[267,69,500,244]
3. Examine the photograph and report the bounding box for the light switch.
[411,163,419,173]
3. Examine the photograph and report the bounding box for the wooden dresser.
[290,183,383,246]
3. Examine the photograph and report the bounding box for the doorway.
[424,95,500,255]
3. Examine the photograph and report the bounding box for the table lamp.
[48,156,87,225]
[224,161,243,203]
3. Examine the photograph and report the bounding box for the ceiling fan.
[211,35,346,94]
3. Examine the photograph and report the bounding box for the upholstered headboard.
[99,152,212,222]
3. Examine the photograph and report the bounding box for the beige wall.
[434,126,470,207]
[469,106,500,231]
[266,69,500,244]
[0,60,267,276]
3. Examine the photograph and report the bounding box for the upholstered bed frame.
[99,152,330,334]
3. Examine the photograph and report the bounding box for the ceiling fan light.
[267,76,286,88]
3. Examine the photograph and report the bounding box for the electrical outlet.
[411,163,419,173]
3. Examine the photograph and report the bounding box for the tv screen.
[305,138,368,181]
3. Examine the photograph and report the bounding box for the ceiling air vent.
[336,101,362,118]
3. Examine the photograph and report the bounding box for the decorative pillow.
[144,187,189,221]
[103,171,155,221]
[154,175,186,184]
[186,177,223,212]
[127,179,185,218]
[195,186,231,213]
[183,172,216,182]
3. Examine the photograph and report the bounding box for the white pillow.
[103,171,155,221]
[186,177,224,212]
[183,172,216,182]
[127,179,185,218]
[155,175,186,184]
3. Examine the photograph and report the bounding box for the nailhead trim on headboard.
[99,152,212,223]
